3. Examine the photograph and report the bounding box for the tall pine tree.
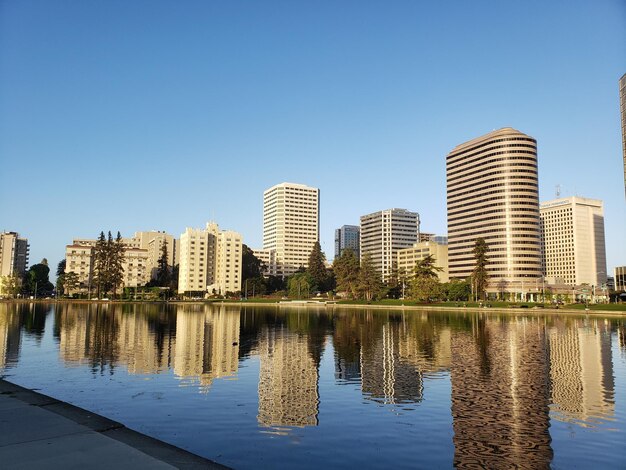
[306,241,328,292]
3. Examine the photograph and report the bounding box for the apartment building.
[540,197,607,287]
[262,182,319,278]
[124,231,178,281]
[178,222,242,296]
[334,225,360,260]
[0,232,29,277]
[615,266,626,292]
[620,73,626,198]
[447,128,542,296]
[360,209,419,282]
[397,240,449,283]
[253,248,277,276]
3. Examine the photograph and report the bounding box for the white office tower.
[178,222,242,296]
[360,209,420,282]
[540,196,607,287]
[263,182,320,278]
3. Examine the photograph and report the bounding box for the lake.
[1,302,625,469]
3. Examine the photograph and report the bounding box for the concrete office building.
[614,267,626,292]
[262,182,319,278]
[334,225,360,260]
[397,240,449,283]
[360,209,419,282]
[178,222,242,296]
[447,128,542,297]
[253,248,277,276]
[540,197,607,287]
[619,73,626,193]
[0,232,29,277]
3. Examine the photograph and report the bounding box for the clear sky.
[1,0,625,278]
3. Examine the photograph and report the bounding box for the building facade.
[253,248,277,276]
[360,209,419,282]
[125,231,178,281]
[446,128,542,296]
[0,232,29,277]
[397,240,449,283]
[334,225,360,260]
[262,182,319,278]
[178,222,242,296]
[615,266,626,292]
[540,197,607,287]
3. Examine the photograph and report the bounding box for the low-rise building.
[397,241,449,283]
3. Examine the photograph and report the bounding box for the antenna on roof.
[555,184,561,198]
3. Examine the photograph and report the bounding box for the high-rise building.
[262,182,320,278]
[540,197,607,287]
[0,232,29,277]
[178,222,242,296]
[614,267,626,292]
[360,209,419,282]
[397,240,449,283]
[334,225,360,260]
[619,73,626,193]
[446,128,542,297]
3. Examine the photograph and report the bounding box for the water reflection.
[0,302,624,468]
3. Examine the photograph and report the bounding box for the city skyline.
[1,1,625,275]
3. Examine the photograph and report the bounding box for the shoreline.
[2,298,625,316]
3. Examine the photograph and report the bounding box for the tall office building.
[334,225,360,260]
[360,209,419,282]
[540,196,607,287]
[614,266,626,292]
[262,182,320,278]
[619,73,626,193]
[0,232,29,277]
[447,128,542,296]
[178,222,242,295]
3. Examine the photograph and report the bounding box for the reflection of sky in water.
[0,303,625,469]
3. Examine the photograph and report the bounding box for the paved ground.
[0,380,229,469]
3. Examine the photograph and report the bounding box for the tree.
[288,272,312,298]
[442,279,471,301]
[408,255,443,302]
[333,249,360,298]
[357,252,382,301]
[471,238,489,301]
[241,244,263,282]
[155,241,171,286]
[109,232,126,298]
[92,231,126,298]
[92,231,108,297]
[0,274,21,298]
[306,241,328,292]
[62,272,80,296]
[56,259,66,277]
[24,260,54,297]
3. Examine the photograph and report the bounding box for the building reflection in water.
[450,316,553,469]
[548,318,615,425]
[257,325,320,429]
[0,303,623,451]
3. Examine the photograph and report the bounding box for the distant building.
[253,248,277,276]
[615,267,626,292]
[447,128,542,298]
[334,225,360,260]
[619,73,626,193]
[419,232,435,242]
[397,240,449,283]
[125,231,178,281]
[0,232,29,277]
[360,209,419,282]
[178,222,242,296]
[263,182,320,278]
[64,244,94,293]
[540,197,607,287]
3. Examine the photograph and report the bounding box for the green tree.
[62,272,80,296]
[241,244,263,281]
[333,249,360,298]
[442,279,471,301]
[357,252,382,301]
[92,231,126,298]
[288,272,312,298]
[0,274,22,298]
[408,255,443,302]
[92,231,108,297]
[306,241,328,292]
[24,260,54,297]
[56,259,66,277]
[109,232,126,298]
[471,238,489,301]
[155,241,171,286]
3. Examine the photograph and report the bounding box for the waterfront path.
[0,380,228,469]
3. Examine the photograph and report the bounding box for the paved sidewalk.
[0,380,229,469]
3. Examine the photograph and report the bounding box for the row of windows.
[447,154,537,179]
[447,137,535,162]
[447,161,537,184]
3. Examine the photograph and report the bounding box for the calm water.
[1,303,625,469]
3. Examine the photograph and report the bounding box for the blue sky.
[1,0,625,276]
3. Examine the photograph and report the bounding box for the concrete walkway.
[0,380,229,469]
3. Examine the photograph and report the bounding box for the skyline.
[1,1,625,275]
